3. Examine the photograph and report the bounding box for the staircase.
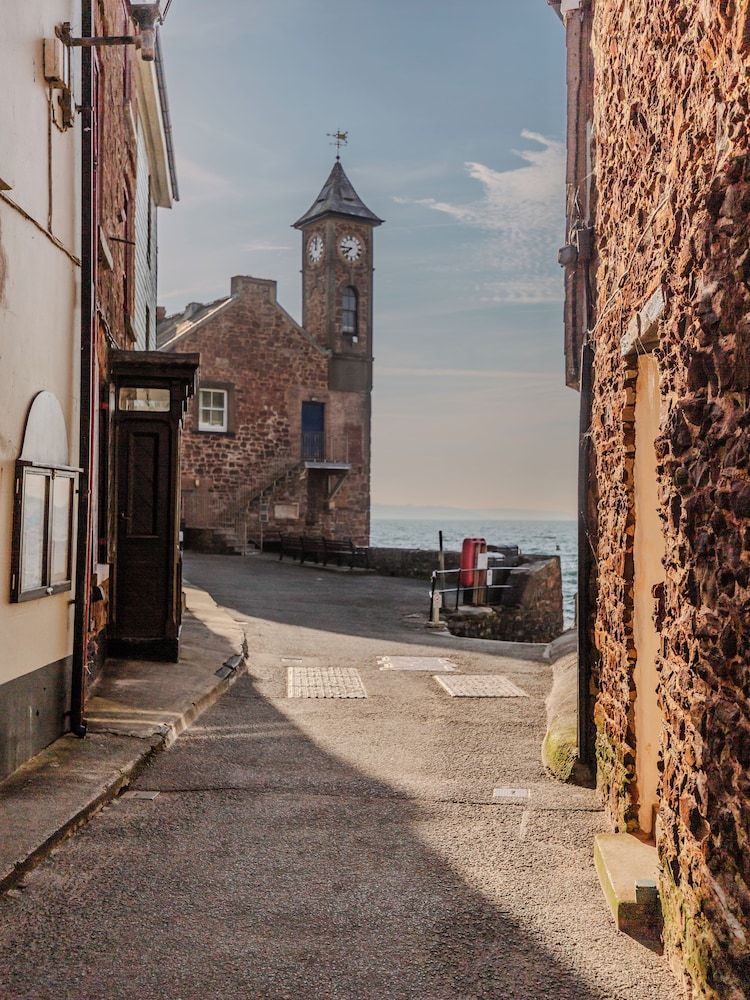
[182,454,305,555]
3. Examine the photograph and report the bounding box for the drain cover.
[377,655,456,672]
[433,675,528,698]
[287,666,367,699]
[493,787,531,801]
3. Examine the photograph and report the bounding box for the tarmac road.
[0,553,679,999]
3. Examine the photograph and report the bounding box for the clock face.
[339,235,363,262]
[307,234,324,264]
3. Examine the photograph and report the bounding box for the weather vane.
[327,130,348,160]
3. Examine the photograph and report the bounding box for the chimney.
[156,306,166,323]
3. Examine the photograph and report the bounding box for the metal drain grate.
[377,655,456,672]
[287,666,367,699]
[433,675,528,698]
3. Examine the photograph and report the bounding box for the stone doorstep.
[594,833,662,943]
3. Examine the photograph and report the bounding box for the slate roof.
[157,296,232,350]
[293,160,383,229]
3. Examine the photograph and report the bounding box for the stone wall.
[443,556,564,644]
[367,547,460,578]
[588,3,750,995]
[369,548,563,644]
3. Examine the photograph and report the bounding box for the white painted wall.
[134,121,159,350]
[0,2,81,683]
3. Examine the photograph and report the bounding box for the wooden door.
[114,418,172,643]
[301,401,325,461]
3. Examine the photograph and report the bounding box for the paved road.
[0,554,677,999]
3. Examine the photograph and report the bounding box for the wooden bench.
[279,534,303,561]
[259,530,282,555]
[300,535,326,565]
[323,537,370,570]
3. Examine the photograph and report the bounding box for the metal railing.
[429,565,523,614]
[301,432,349,465]
[181,450,303,554]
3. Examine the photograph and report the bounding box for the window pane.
[21,472,48,592]
[119,387,170,411]
[198,388,227,431]
[50,476,72,584]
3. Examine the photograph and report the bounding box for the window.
[11,465,76,602]
[119,386,171,411]
[198,388,228,432]
[342,286,358,338]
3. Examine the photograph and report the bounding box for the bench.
[259,530,282,555]
[323,537,370,570]
[300,535,326,565]
[279,534,303,561]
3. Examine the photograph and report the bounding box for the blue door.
[301,402,325,461]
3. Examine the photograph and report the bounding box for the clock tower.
[293,159,383,393]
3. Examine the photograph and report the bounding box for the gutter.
[71,0,93,738]
[154,32,179,201]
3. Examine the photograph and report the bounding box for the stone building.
[552,1,750,995]
[158,159,382,549]
[0,0,190,781]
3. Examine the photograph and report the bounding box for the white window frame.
[198,387,228,433]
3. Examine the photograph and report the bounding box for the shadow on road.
[0,667,607,1000]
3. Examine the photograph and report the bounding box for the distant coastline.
[372,503,575,523]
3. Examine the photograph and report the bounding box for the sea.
[371,518,578,627]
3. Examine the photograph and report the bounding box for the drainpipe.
[70,0,93,737]
[577,338,595,769]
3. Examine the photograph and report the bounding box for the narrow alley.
[0,554,677,1000]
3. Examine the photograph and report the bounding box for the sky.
[157,0,578,518]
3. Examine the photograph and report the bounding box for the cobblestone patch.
[434,675,528,698]
[377,655,456,672]
[287,667,367,699]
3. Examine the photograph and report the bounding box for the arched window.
[342,286,358,338]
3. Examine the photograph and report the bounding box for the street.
[0,554,677,1000]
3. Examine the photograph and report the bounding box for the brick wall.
[588,4,750,995]
[165,276,372,546]
[95,0,138,350]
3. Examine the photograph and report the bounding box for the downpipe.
[70,0,93,738]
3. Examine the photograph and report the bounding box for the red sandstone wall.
[95,0,138,350]
[590,3,750,995]
[168,278,371,544]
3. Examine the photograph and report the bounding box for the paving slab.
[287,666,367,699]
[434,674,529,697]
[377,654,456,671]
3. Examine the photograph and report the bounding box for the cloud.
[240,241,293,253]
[397,131,565,304]
[175,156,237,203]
